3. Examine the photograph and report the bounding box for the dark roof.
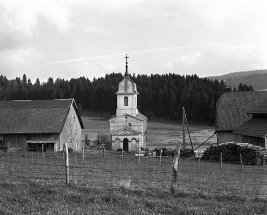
[232,117,267,138]
[0,99,84,134]
[216,91,267,131]
[247,100,267,114]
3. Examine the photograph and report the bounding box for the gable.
[111,127,140,136]
[109,113,145,122]
[216,91,267,132]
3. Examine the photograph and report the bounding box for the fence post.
[220,152,222,169]
[42,144,44,159]
[102,144,105,162]
[121,149,123,163]
[240,154,243,170]
[170,144,181,194]
[82,145,85,161]
[198,151,201,167]
[160,148,162,166]
[263,155,265,170]
[64,143,70,186]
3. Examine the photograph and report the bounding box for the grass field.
[1,149,267,214]
[1,112,266,214]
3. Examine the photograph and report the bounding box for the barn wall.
[217,131,242,144]
[2,133,59,149]
[60,104,82,151]
[242,135,265,147]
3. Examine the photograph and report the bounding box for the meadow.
[0,113,267,214]
[0,149,267,214]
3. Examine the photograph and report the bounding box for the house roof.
[116,75,138,94]
[216,91,267,132]
[0,99,84,134]
[247,100,267,115]
[232,117,267,138]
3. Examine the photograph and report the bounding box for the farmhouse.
[215,91,267,144]
[232,101,267,147]
[109,55,147,152]
[0,99,84,152]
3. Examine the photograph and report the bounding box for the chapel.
[109,55,147,152]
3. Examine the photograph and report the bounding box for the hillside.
[208,69,267,90]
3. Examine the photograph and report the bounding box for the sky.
[0,0,266,83]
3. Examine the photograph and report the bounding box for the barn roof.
[232,117,267,138]
[247,100,267,115]
[215,91,267,132]
[0,99,84,134]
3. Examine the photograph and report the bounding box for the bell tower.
[116,54,139,117]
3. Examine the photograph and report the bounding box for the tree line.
[0,73,253,122]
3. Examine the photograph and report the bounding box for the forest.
[0,73,253,122]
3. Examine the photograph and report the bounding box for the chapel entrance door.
[123,138,129,152]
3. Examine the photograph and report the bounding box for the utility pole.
[183,107,186,150]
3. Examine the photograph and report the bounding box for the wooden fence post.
[263,155,265,170]
[64,143,70,186]
[220,152,222,169]
[82,145,85,161]
[170,144,181,194]
[121,149,123,163]
[160,148,162,166]
[240,154,243,170]
[102,144,105,162]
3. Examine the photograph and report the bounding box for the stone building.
[109,55,147,152]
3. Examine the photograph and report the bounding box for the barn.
[215,91,267,144]
[0,99,84,152]
[232,100,267,148]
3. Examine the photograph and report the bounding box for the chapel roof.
[116,54,138,94]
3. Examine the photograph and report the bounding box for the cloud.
[0,0,70,37]
[179,54,201,66]
[9,48,42,64]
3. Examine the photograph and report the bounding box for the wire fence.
[0,148,267,198]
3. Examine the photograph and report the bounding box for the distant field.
[81,113,216,152]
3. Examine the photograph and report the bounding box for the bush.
[202,142,263,165]
[180,149,194,158]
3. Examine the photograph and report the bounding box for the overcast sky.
[0,0,266,82]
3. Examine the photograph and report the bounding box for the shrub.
[180,149,194,158]
[202,142,263,165]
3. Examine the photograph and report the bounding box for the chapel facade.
[109,55,147,152]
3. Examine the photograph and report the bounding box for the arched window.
[124,96,128,106]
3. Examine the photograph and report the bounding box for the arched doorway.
[123,138,129,151]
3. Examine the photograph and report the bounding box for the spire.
[124,54,129,76]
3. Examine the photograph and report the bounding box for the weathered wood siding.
[2,133,59,149]
[59,104,82,151]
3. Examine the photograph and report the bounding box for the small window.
[124,96,128,106]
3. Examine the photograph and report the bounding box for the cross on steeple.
[125,54,129,76]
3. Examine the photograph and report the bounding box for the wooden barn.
[232,101,267,148]
[215,91,267,144]
[0,99,84,152]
